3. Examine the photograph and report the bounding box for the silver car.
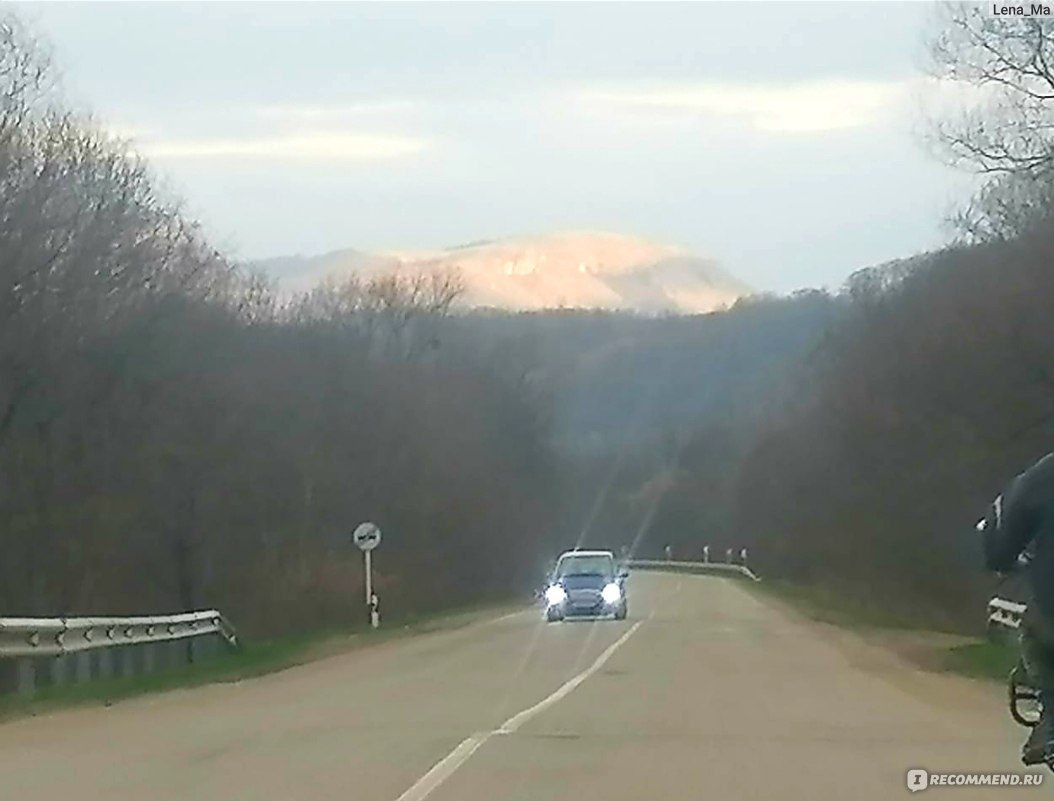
[543,550,629,622]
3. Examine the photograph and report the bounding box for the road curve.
[0,573,1043,799]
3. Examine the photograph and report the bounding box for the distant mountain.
[252,231,750,314]
[251,248,396,294]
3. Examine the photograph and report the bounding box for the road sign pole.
[353,522,382,630]
[364,549,372,607]
[364,549,380,628]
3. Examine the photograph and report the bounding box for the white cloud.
[254,101,419,122]
[105,123,157,141]
[579,79,911,133]
[139,131,429,161]
[914,75,998,115]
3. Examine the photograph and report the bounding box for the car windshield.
[556,555,613,578]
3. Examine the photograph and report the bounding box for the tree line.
[0,14,559,636]
[642,5,1054,629]
[6,3,1053,638]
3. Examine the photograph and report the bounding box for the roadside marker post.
[353,522,382,629]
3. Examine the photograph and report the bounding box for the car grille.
[568,589,601,607]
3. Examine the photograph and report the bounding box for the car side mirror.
[618,570,629,580]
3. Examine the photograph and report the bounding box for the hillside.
[254,231,750,314]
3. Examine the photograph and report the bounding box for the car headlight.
[545,584,567,606]
[602,582,622,604]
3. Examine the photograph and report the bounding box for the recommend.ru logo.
[906,768,1044,791]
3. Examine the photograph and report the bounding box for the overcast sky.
[19,1,971,293]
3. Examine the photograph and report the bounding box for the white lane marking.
[392,619,643,801]
[476,609,527,628]
[393,733,489,801]
[497,620,642,734]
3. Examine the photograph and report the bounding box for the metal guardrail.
[0,610,238,698]
[988,597,1026,632]
[628,559,761,582]
[0,610,237,658]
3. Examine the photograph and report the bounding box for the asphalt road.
[0,572,1044,799]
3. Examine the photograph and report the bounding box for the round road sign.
[353,522,382,552]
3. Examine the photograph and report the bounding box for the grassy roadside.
[751,579,935,631]
[748,579,1018,683]
[0,599,524,722]
[942,641,1019,682]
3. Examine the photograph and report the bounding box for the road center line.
[497,621,642,734]
[392,733,489,801]
[392,620,643,801]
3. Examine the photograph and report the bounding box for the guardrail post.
[191,633,222,664]
[986,617,1003,644]
[16,658,35,697]
[97,647,114,680]
[74,651,91,684]
[119,647,135,679]
[170,639,187,668]
[49,654,69,688]
[158,640,175,670]
[142,642,157,675]
[153,640,168,671]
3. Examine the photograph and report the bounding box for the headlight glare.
[602,582,622,604]
[545,584,567,606]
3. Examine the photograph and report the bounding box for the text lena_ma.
[991,3,1054,16]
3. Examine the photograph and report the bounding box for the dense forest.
[0,15,558,635]
[3,5,1054,636]
[467,6,1054,631]
[617,6,1054,628]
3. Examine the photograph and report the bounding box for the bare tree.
[929,3,1054,238]
[0,9,558,634]
[285,267,463,360]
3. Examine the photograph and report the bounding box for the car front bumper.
[551,600,623,617]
